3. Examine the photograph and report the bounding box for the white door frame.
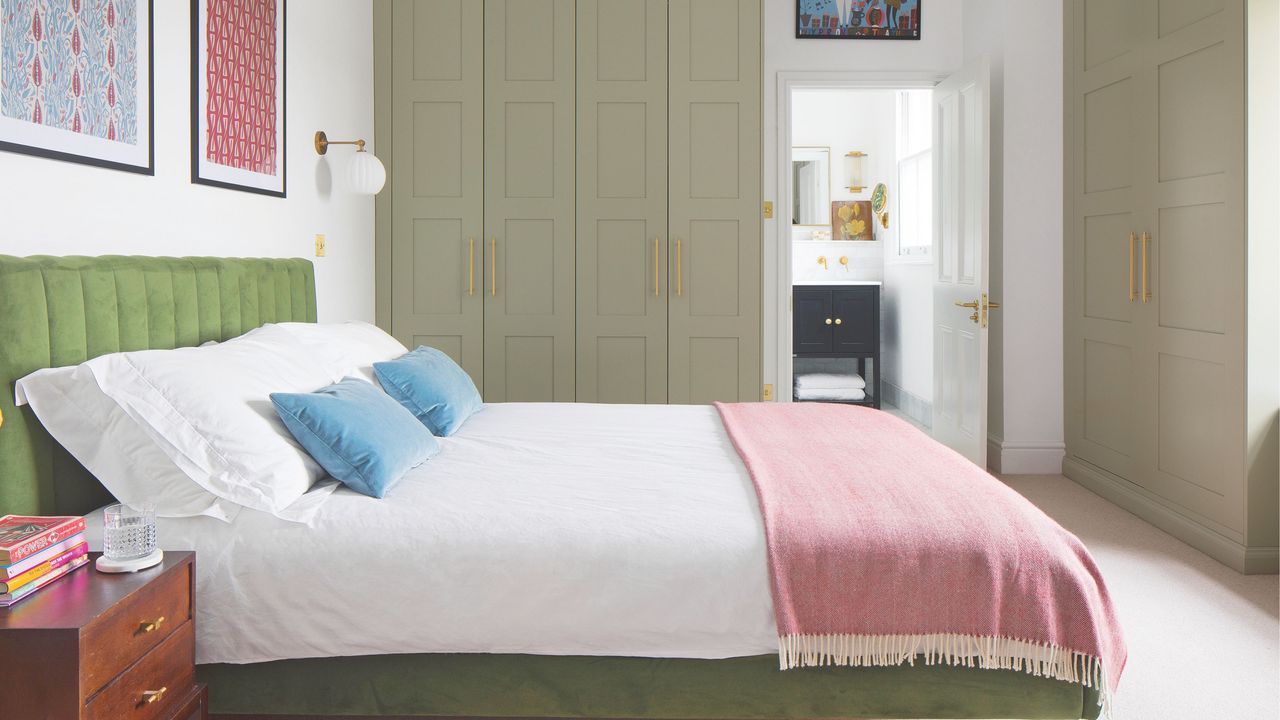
[773,71,946,400]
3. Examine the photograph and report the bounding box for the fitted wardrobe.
[373,0,762,404]
[1063,0,1278,573]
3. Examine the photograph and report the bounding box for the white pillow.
[270,321,408,384]
[85,325,339,521]
[15,365,242,522]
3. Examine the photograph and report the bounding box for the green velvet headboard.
[0,256,317,517]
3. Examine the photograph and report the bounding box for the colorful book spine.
[0,542,89,594]
[0,515,87,564]
[0,533,87,580]
[0,554,91,607]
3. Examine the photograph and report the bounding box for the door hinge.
[762,383,774,401]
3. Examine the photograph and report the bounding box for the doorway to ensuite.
[776,64,991,466]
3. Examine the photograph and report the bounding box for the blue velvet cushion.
[373,346,483,436]
[271,378,439,498]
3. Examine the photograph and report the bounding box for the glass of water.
[102,504,157,561]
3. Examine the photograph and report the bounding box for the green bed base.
[0,255,317,517]
[1,255,1101,719]
[199,653,1101,719]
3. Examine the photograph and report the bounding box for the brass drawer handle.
[142,686,168,704]
[138,616,165,634]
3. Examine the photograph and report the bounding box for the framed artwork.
[0,0,154,174]
[832,200,875,241]
[797,0,921,40]
[191,0,285,197]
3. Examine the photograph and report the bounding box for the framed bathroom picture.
[797,0,921,40]
[832,200,875,241]
[191,0,286,197]
[0,0,154,174]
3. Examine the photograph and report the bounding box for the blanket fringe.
[778,633,1113,717]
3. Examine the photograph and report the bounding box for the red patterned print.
[204,0,278,176]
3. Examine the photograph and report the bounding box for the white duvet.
[86,403,779,665]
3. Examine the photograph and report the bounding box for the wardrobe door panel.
[484,0,576,402]
[1065,0,1143,484]
[389,0,485,387]
[576,0,668,403]
[667,0,761,404]
[1134,0,1245,534]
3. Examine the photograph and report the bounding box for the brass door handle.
[1128,232,1136,302]
[834,318,842,325]
[654,237,661,297]
[954,300,980,309]
[490,237,497,298]
[468,238,475,297]
[1141,231,1151,303]
[825,318,833,325]
[142,687,168,704]
[675,238,683,297]
[138,616,165,634]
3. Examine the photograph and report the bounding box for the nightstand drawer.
[81,560,192,697]
[85,619,195,720]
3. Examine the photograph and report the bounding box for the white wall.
[763,0,964,396]
[0,2,375,324]
[963,0,1065,473]
[789,88,896,283]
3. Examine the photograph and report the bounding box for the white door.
[931,57,991,466]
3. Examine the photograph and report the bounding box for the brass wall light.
[844,151,867,193]
[314,131,386,195]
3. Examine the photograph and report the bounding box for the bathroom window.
[896,90,933,258]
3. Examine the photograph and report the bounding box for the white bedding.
[85,402,779,665]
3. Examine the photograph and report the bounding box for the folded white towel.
[794,372,866,391]
[795,387,867,402]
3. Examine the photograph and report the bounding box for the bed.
[0,255,1107,719]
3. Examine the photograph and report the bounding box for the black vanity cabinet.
[792,284,881,407]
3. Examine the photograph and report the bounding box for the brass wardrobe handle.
[142,687,168,704]
[834,318,842,325]
[1128,232,1136,302]
[825,318,832,325]
[654,237,661,297]
[468,238,475,297]
[490,237,497,298]
[1141,232,1151,303]
[675,238,683,297]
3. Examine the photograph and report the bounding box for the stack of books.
[0,515,90,608]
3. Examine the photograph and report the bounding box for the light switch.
[762,201,774,219]
[762,383,774,401]
[315,234,326,257]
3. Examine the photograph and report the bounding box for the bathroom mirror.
[792,147,831,226]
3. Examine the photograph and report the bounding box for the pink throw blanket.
[715,402,1126,713]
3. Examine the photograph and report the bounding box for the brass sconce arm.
[314,130,367,155]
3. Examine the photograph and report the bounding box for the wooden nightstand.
[0,551,206,720]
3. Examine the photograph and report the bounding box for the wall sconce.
[314,131,386,195]
[844,151,867,193]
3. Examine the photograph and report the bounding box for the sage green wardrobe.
[375,0,762,404]
[1063,0,1278,573]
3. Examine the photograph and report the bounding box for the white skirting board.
[986,437,1067,475]
[1064,457,1280,575]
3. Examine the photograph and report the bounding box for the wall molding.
[881,381,931,429]
[986,436,1066,475]
[1064,457,1280,575]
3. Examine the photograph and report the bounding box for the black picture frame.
[795,1,922,41]
[0,1,155,175]
[190,0,287,198]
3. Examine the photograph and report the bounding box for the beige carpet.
[1003,475,1279,720]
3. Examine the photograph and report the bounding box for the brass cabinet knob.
[824,318,832,325]
[834,318,842,325]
